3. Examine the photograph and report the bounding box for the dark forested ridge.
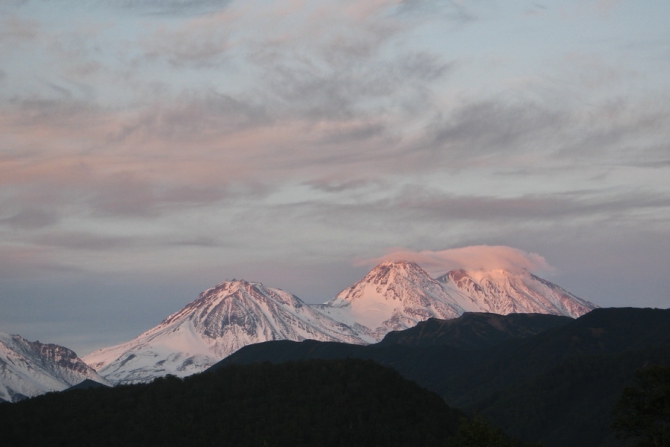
[218,308,670,447]
[3,308,668,447]
[1,358,522,447]
[378,313,572,349]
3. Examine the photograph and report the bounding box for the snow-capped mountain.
[320,261,595,340]
[83,280,367,385]
[437,268,595,318]
[85,261,596,385]
[0,332,110,403]
[317,261,466,341]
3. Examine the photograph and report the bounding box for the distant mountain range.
[216,307,670,447]
[84,261,596,384]
[0,332,110,403]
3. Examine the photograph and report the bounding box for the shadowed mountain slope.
[378,312,572,349]
[1,359,476,447]
[216,307,670,447]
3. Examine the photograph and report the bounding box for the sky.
[1,0,669,356]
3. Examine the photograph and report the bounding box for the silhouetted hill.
[378,312,572,349]
[0,359,473,447]
[217,308,670,447]
[65,378,111,392]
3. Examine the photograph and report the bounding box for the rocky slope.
[0,332,110,402]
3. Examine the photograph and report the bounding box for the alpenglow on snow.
[84,261,597,384]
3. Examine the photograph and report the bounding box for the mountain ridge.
[0,332,110,403]
[215,307,670,447]
[84,261,597,384]
[84,279,367,384]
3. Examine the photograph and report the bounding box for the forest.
[0,358,532,447]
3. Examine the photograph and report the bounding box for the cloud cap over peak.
[357,245,554,276]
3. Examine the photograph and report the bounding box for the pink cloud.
[356,245,554,276]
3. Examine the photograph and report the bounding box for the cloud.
[114,92,272,142]
[108,0,232,16]
[356,245,554,276]
[426,100,566,163]
[524,3,548,17]
[139,12,234,67]
[389,186,670,222]
[311,122,386,146]
[88,176,234,218]
[0,246,81,280]
[304,177,380,193]
[0,16,39,44]
[254,47,452,120]
[231,1,454,121]
[2,97,105,131]
[34,232,138,251]
[0,209,60,230]
[395,0,478,23]
[593,0,622,17]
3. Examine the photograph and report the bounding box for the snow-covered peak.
[325,261,464,337]
[84,278,367,385]
[437,268,596,318]
[359,261,431,284]
[0,332,110,403]
[333,261,440,304]
[159,279,289,328]
[83,262,597,385]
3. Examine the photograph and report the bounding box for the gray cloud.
[256,50,452,120]
[115,92,272,142]
[170,236,223,247]
[86,174,235,218]
[396,0,479,23]
[427,100,566,159]
[140,21,231,67]
[0,246,82,280]
[251,186,670,247]
[414,97,670,173]
[0,209,60,230]
[88,174,160,218]
[241,6,453,122]
[304,178,381,193]
[5,97,103,129]
[558,101,670,166]
[0,16,39,44]
[107,0,231,16]
[524,3,548,16]
[390,187,670,222]
[34,232,138,251]
[316,122,387,146]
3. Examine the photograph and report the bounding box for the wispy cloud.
[107,0,232,16]
[0,209,60,230]
[389,187,670,222]
[1,0,669,353]
[34,231,138,251]
[524,3,548,17]
[0,15,40,44]
[139,11,235,67]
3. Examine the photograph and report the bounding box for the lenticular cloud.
[357,245,554,276]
